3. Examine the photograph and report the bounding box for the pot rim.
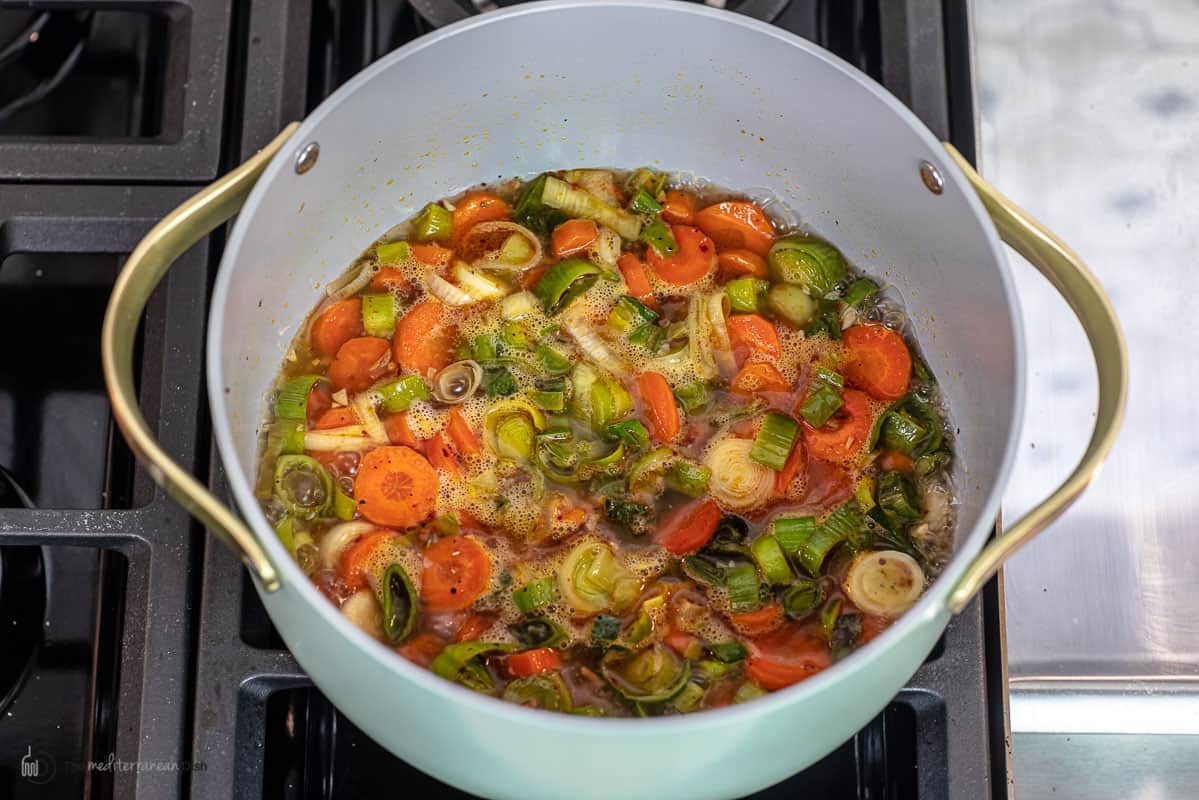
[207,0,1025,733]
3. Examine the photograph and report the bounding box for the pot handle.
[101,123,301,593]
[942,144,1128,614]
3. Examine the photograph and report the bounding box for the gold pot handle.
[943,144,1128,614]
[101,123,301,593]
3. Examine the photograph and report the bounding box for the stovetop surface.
[0,2,1004,798]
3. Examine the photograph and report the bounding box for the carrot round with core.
[660,190,696,225]
[731,362,789,396]
[645,225,716,285]
[745,622,831,690]
[551,218,599,257]
[328,336,394,392]
[729,602,784,637]
[421,536,492,612]
[637,371,681,442]
[446,406,482,457]
[339,529,400,591]
[658,498,722,555]
[803,389,873,462]
[384,412,419,448]
[842,324,912,401]
[506,648,562,678]
[727,314,781,362]
[311,298,364,357]
[717,249,769,279]
[694,201,776,257]
[617,253,659,310]
[452,192,511,241]
[353,445,439,528]
[394,300,456,377]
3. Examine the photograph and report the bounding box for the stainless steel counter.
[975,0,1199,795]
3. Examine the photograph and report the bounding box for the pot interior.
[210,1,1021,597]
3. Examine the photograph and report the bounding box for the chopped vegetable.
[377,375,430,412]
[629,188,662,214]
[510,617,568,649]
[800,383,844,428]
[637,371,681,442]
[658,498,722,555]
[727,314,781,361]
[590,615,622,643]
[452,192,511,241]
[725,277,768,313]
[639,218,678,257]
[533,258,602,315]
[412,202,453,242]
[608,295,658,333]
[750,535,793,584]
[705,437,775,511]
[601,643,691,703]
[803,389,873,462]
[646,224,716,285]
[767,283,818,328]
[275,375,323,420]
[842,324,912,400]
[674,381,710,413]
[694,201,775,257]
[552,218,599,257]
[311,300,365,356]
[843,550,925,618]
[329,336,394,392]
[273,455,332,518]
[843,278,879,306]
[798,502,863,575]
[354,445,438,528]
[503,672,572,709]
[726,562,761,614]
[730,362,789,395]
[512,576,558,614]
[375,240,411,264]
[773,516,817,558]
[541,175,641,240]
[768,237,847,295]
[604,418,650,450]
[782,580,824,619]
[750,412,801,471]
[666,460,711,497]
[394,301,456,376]
[421,536,493,612]
[877,472,922,523]
[745,624,831,690]
[381,563,419,644]
[557,540,640,614]
[660,190,695,224]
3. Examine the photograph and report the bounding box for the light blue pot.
[101,2,1125,798]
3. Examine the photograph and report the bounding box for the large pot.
[101,3,1126,798]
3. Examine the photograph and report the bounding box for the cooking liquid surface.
[257,169,956,716]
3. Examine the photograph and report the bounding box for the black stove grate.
[0,2,1004,798]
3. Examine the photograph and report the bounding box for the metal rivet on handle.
[295,142,319,175]
[919,160,944,195]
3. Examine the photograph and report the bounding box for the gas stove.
[0,2,1007,798]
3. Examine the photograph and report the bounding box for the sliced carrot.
[305,381,332,427]
[637,371,681,442]
[423,432,461,478]
[411,243,453,267]
[520,263,550,290]
[860,614,892,645]
[452,191,511,241]
[446,406,482,457]
[394,301,456,377]
[693,201,775,257]
[384,412,419,448]
[311,298,364,357]
[878,449,914,473]
[775,433,807,495]
[658,498,722,555]
[727,313,781,364]
[339,529,399,591]
[729,602,785,637]
[328,336,395,392]
[399,632,446,667]
[664,630,701,657]
[660,190,696,225]
[804,389,873,462]
[745,622,831,690]
[551,218,599,257]
[716,248,769,279]
[453,613,495,643]
[645,224,716,285]
[421,536,492,612]
[353,445,439,528]
[617,253,659,311]
[731,362,789,396]
[455,509,484,531]
[842,324,912,401]
[370,267,410,293]
[506,648,563,678]
[313,407,359,430]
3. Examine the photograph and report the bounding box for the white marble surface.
[976,1,1199,796]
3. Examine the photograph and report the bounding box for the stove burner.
[0,10,93,125]
[0,546,46,713]
[408,0,789,31]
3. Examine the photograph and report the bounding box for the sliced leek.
[842,550,925,618]
[541,175,641,240]
[704,437,774,512]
